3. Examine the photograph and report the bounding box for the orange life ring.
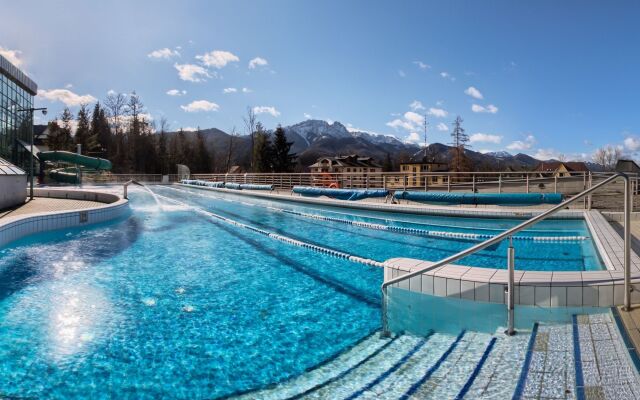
[328,182,340,189]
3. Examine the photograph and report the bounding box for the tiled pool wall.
[383,209,640,308]
[0,188,129,248]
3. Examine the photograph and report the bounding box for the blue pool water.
[157,185,604,271]
[0,186,606,398]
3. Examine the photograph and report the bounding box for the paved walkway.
[0,197,105,220]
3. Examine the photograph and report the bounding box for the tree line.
[45,92,297,174]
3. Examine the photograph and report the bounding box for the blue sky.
[2,0,639,160]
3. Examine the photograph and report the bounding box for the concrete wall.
[0,175,26,210]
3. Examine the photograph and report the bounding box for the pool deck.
[0,187,128,248]
[0,197,106,220]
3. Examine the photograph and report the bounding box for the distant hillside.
[164,119,597,172]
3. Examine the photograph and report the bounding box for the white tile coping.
[0,188,129,248]
[176,183,587,219]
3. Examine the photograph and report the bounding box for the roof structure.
[0,157,26,176]
[534,161,590,172]
[309,154,382,169]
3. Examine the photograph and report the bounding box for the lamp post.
[16,107,47,200]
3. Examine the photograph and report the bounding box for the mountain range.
[172,119,599,171]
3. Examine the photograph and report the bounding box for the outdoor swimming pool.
[160,185,604,272]
[0,186,628,399]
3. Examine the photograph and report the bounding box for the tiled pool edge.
[0,188,129,248]
[384,210,640,308]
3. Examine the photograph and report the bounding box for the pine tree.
[253,126,273,173]
[58,108,74,151]
[383,152,393,172]
[271,125,296,172]
[194,128,212,173]
[74,104,91,153]
[91,102,111,156]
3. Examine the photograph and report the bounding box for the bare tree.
[104,92,127,135]
[225,126,238,172]
[593,145,622,171]
[449,116,470,172]
[243,107,257,171]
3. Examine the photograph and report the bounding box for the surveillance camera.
[42,109,47,116]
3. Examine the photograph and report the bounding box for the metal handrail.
[381,172,632,336]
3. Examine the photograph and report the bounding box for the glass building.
[0,54,38,171]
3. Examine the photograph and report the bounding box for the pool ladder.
[381,172,635,337]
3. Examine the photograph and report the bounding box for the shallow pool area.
[0,185,636,399]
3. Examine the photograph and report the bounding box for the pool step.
[233,331,397,400]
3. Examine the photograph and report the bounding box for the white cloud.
[436,122,448,131]
[469,133,502,144]
[624,136,640,151]
[0,46,23,67]
[413,61,430,70]
[107,89,117,96]
[180,100,219,112]
[182,126,198,132]
[471,104,499,114]
[464,86,483,99]
[428,107,448,118]
[242,87,252,93]
[147,47,180,60]
[506,135,536,151]
[248,57,268,69]
[534,148,561,160]
[405,131,422,144]
[387,118,415,132]
[404,111,424,125]
[65,83,73,89]
[440,72,455,81]
[223,87,237,94]
[304,113,312,119]
[409,100,425,111]
[253,106,280,117]
[398,70,406,78]
[37,89,97,107]
[174,63,211,82]
[196,50,239,68]
[166,89,186,96]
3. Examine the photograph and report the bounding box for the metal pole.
[506,236,516,336]
[29,110,34,200]
[447,175,451,192]
[583,172,587,209]
[499,174,502,194]
[554,175,558,193]
[383,175,386,190]
[624,175,632,310]
[472,175,476,193]
[587,172,592,210]
[526,174,529,194]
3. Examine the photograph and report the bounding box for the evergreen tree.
[74,104,91,153]
[271,125,297,172]
[253,127,273,173]
[383,152,393,172]
[194,128,212,173]
[58,108,74,151]
[91,102,111,156]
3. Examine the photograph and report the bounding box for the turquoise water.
[157,185,604,271]
[0,186,606,398]
[0,192,381,399]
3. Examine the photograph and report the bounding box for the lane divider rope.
[152,191,386,268]
[173,184,588,243]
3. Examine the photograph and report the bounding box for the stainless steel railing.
[380,172,633,336]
